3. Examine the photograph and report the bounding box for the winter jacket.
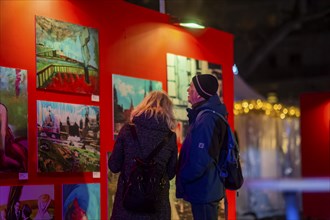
[108,113,178,220]
[176,95,228,204]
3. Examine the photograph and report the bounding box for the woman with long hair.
[108,90,177,220]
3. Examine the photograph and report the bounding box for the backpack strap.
[129,123,140,144]
[129,124,172,163]
[145,131,172,162]
[197,109,238,150]
[197,109,228,126]
[198,109,240,171]
[196,109,237,218]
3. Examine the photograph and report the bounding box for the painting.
[0,66,28,173]
[63,183,100,220]
[37,100,100,172]
[107,152,118,218]
[112,74,162,139]
[166,53,222,144]
[36,16,99,95]
[0,185,54,220]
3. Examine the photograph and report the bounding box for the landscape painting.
[112,74,162,139]
[63,183,100,220]
[0,185,54,220]
[37,100,100,172]
[36,16,99,95]
[166,53,223,144]
[0,66,28,173]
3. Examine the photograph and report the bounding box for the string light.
[234,99,300,119]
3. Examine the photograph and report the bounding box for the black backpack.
[122,124,172,213]
[197,109,244,191]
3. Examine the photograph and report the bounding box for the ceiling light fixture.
[171,17,205,29]
[179,22,205,29]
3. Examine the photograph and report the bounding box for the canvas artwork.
[37,100,100,172]
[63,183,100,220]
[107,152,119,218]
[112,74,162,139]
[36,16,99,95]
[0,66,28,173]
[0,185,54,220]
[166,53,223,144]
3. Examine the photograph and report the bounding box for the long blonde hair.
[130,90,176,131]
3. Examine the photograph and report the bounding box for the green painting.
[36,16,99,95]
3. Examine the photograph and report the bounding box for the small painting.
[167,53,222,144]
[36,16,99,95]
[112,74,162,139]
[0,66,28,173]
[0,185,54,220]
[63,183,100,220]
[37,100,100,172]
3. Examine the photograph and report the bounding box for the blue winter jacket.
[176,95,228,204]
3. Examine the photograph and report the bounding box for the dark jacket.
[108,113,178,220]
[176,95,228,204]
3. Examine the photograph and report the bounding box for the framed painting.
[37,100,100,172]
[107,152,119,218]
[36,16,99,95]
[63,183,100,220]
[0,185,54,219]
[0,66,28,173]
[166,53,222,144]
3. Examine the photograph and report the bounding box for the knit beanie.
[192,74,218,99]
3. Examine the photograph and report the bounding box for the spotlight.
[172,17,205,29]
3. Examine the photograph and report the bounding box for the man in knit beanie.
[191,74,219,101]
[176,74,228,220]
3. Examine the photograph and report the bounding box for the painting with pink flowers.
[0,185,54,220]
[0,66,28,173]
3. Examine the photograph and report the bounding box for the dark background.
[126,0,330,105]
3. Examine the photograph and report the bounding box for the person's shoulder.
[197,109,227,128]
[197,109,218,121]
[121,123,133,131]
[116,123,132,137]
[192,113,214,131]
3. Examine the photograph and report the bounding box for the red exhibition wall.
[300,93,330,219]
[0,0,235,219]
